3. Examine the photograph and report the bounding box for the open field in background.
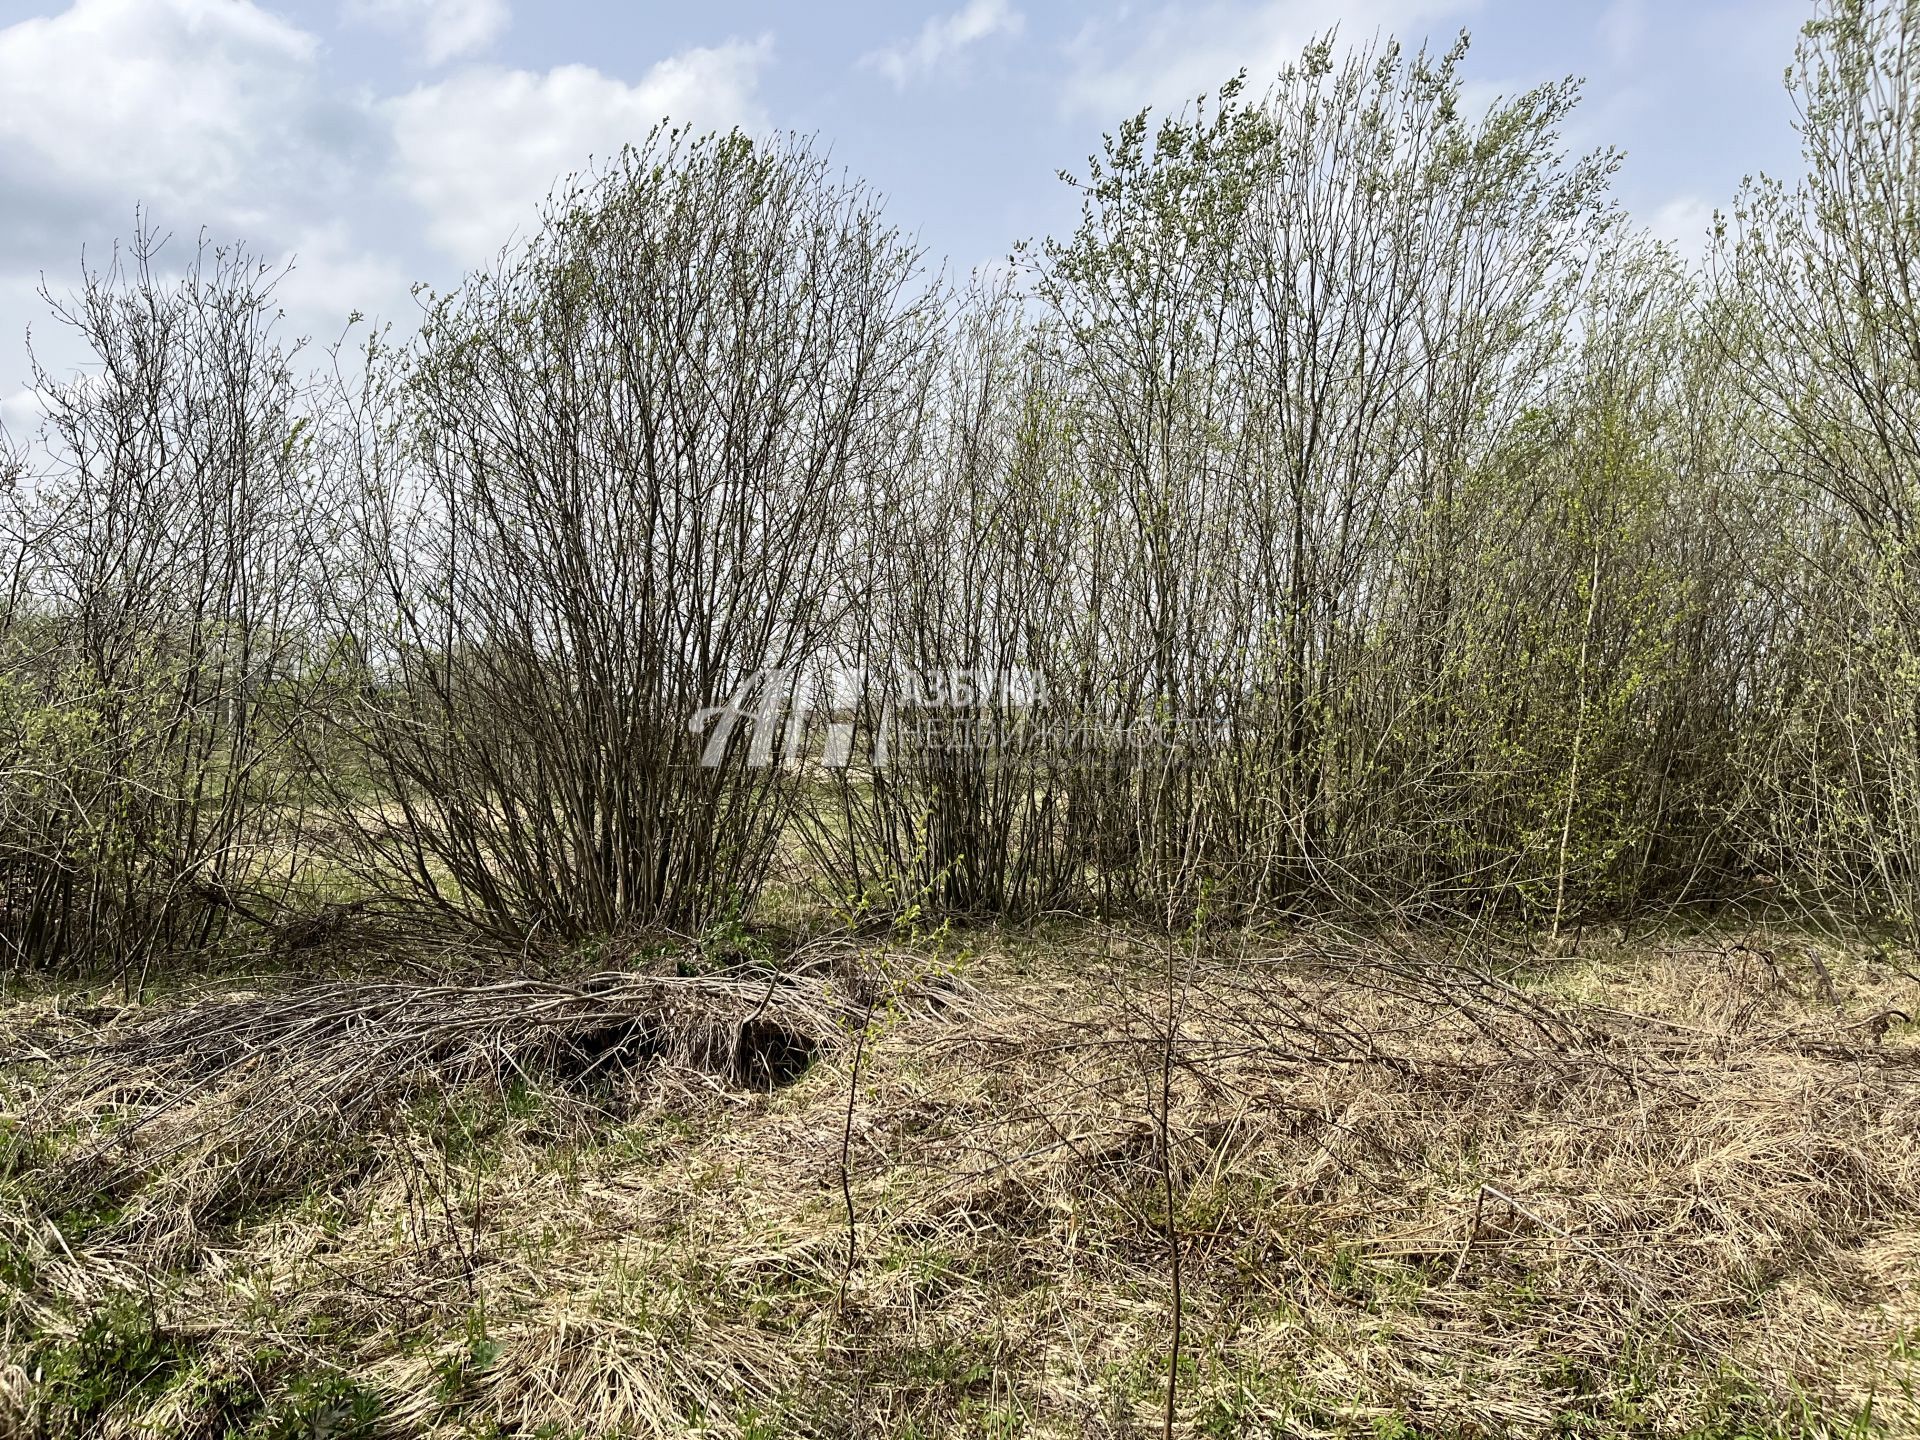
[3,923,1917,1439]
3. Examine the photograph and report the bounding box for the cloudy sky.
[0,0,1813,429]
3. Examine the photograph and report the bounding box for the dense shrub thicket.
[6,2,1920,971]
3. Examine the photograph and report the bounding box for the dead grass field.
[2,925,1918,1438]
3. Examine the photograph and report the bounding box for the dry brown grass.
[2,925,1917,1438]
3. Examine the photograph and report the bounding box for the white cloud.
[0,0,331,237]
[0,0,404,382]
[1598,0,1646,65]
[0,387,43,440]
[270,226,423,341]
[346,0,509,66]
[1649,195,1716,255]
[1061,0,1477,120]
[386,37,773,264]
[863,0,1024,89]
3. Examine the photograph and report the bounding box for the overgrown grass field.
[4,925,1916,1438]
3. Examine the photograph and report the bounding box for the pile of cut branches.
[10,944,975,1234]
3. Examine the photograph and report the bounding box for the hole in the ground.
[549,1020,661,1084]
[733,1018,818,1089]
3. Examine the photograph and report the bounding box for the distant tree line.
[5,0,1920,973]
